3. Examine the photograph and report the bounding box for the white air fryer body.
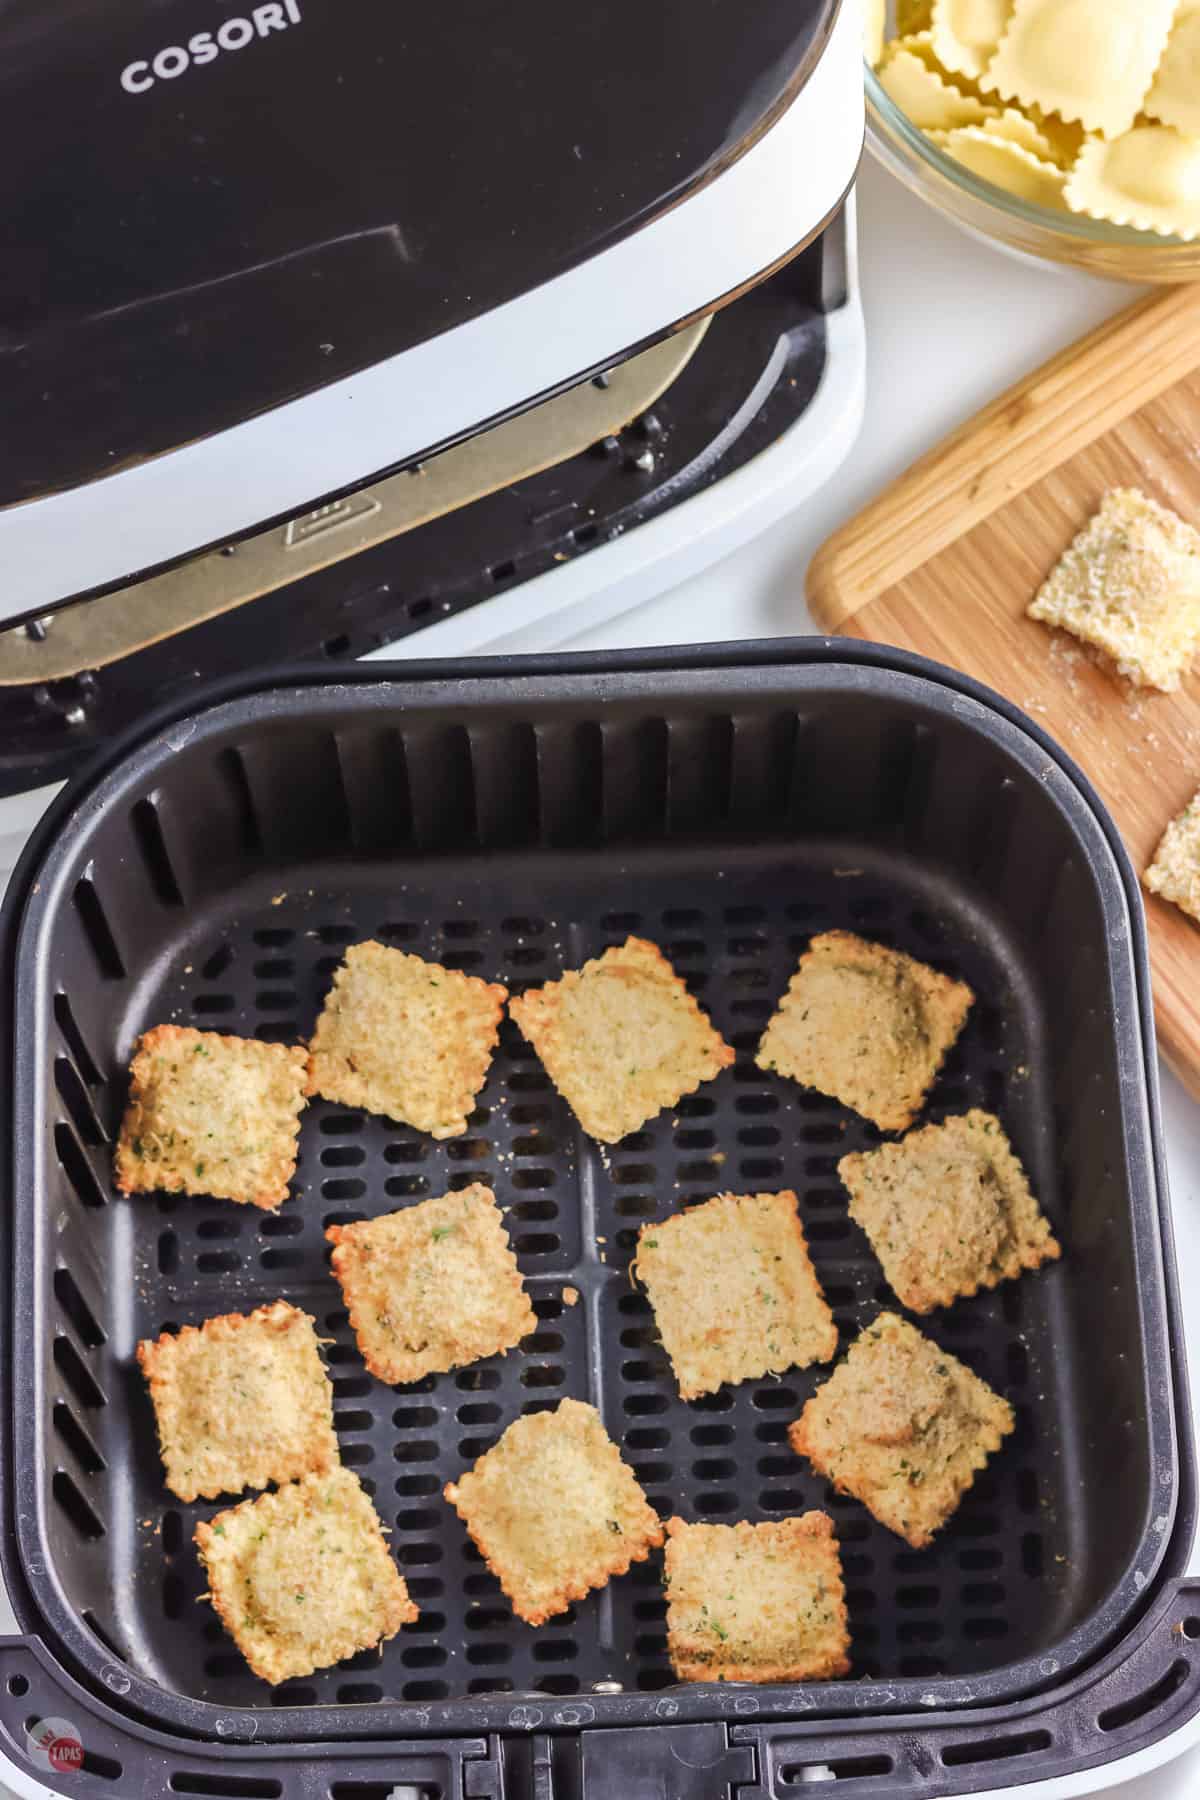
[0,0,862,622]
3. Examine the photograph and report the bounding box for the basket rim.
[0,639,1191,1753]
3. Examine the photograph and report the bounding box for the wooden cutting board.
[807,285,1200,1099]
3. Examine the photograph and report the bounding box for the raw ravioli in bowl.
[866,0,1200,279]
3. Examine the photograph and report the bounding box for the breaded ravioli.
[1027,489,1200,692]
[756,931,973,1133]
[137,1301,338,1503]
[663,1514,851,1683]
[115,1025,307,1210]
[789,1313,1014,1548]
[635,1192,837,1399]
[508,936,734,1143]
[839,1111,1060,1314]
[195,1467,417,1684]
[327,1184,536,1384]
[306,940,506,1139]
[1145,787,1200,923]
[443,1398,663,1625]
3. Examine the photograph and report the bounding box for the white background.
[1,156,1199,1797]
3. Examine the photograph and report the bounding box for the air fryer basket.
[0,642,1195,1800]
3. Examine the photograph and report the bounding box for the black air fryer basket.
[0,641,1196,1799]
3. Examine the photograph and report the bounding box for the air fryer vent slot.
[53,1336,104,1410]
[941,1728,1052,1767]
[52,1402,105,1475]
[328,1786,440,1800]
[53,991,103,1086]
[169,1776,284,1797]
[1098,1659,1191,1732]
[54,1055,106,1147]
[779,1754,894,1784]
[78,1749,123,1783]
[53,1267,105,1348]
[132,798,186,908]
[52,1470,105,1540]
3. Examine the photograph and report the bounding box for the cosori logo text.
[120,2,302,93]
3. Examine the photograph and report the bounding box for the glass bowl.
[865,64,1200,282]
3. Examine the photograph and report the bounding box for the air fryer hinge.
[462,1733,504,1796]
[485,1723,755,1798]
[0,324,709,682]
[578,1723,755,1797]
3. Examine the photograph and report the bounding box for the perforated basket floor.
[55,851,1069,1711]
[7,655,1178,1748]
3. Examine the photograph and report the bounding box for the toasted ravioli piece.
[931,0,1012,82]
[115,1025,307,1210]
[137,1301,338,1503]
[1027,490,1200,692]
[443,1398,663,1625]
[508,937,734,1144]
[789,1313,1014,1548]
[306,941,506,1139]
[326,1184,536,1384]
[1146,5,1200,138]
[756,932,973,1134]
[839,1111,1060,1314]
[1066,126,1200,242]
[931,126,1066,208]
[1145,788,1200,922]
[635,1192,837,1400]
[195,1467,417,1685]
[982,0,1178,138]
[664,1514,850,1683]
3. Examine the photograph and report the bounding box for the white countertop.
[1,156,1197,1800]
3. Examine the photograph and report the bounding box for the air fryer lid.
[0,0,840,507]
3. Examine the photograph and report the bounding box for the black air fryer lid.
[0,0,839,507]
